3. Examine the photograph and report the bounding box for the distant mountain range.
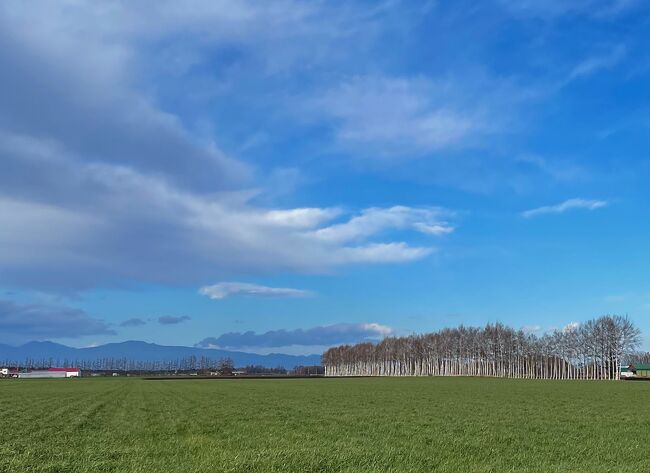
[0,341,321,369]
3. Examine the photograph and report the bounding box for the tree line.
[323,315,642,380]
[1,355,240,372]
[1,356,324,376]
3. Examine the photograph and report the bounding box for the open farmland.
[1,377,649,472]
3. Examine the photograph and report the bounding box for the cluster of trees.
[1,357,322,376]
[292,365,325,376]
[629,352,650,365]
[323,315,642,380]
[234,365,323,375]
[243,365,288,375]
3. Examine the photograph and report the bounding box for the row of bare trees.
[323,315,641,380]
[1,356,236,372]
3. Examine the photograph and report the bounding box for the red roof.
[47,368,80,372]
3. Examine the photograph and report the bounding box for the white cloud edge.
[199,282,314,300]
[522,198,607,218]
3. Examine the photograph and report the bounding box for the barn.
[18,368,81,379]
[47,368,81,377]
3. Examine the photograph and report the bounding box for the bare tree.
[323,315,641,380]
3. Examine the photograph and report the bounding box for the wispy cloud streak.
[200,283,313,300]
[522,199,607,218]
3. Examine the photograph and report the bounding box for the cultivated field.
[0,377,649,472]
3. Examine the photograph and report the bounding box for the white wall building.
[17,368,81,379]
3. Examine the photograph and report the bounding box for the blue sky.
[2,0,650,353]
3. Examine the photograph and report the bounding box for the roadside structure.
[1,368,19,378]
[620,366,635,379]
[627,364,650,380]
[17,368,81,379]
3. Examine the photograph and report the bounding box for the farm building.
[620,366,635,379]
[47,368,81,377]
[1,368,19,378]
[17,368,81,379]
[627,364,650,379]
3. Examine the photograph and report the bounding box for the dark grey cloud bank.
[158,315,191,325]
[195,323,393,349]
[0,7,250,193]
[120,318,147,327]
[0,299,114,343]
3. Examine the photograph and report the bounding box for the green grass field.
[1,377,649,472]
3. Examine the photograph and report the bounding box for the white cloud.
[0,145,447,290]
[0,2,459,292]
[0,1,337,76]
[333,243,434,264]
[200,283,312,300]
[312,74,531,158]
[563,321,580,333]
[522,198,607,218]
[521,324,543,334]
[312,206,454,243]
[263,208,341,229]
[569,45,626,80]
[360,322,394,337]
[515,154,587,183]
